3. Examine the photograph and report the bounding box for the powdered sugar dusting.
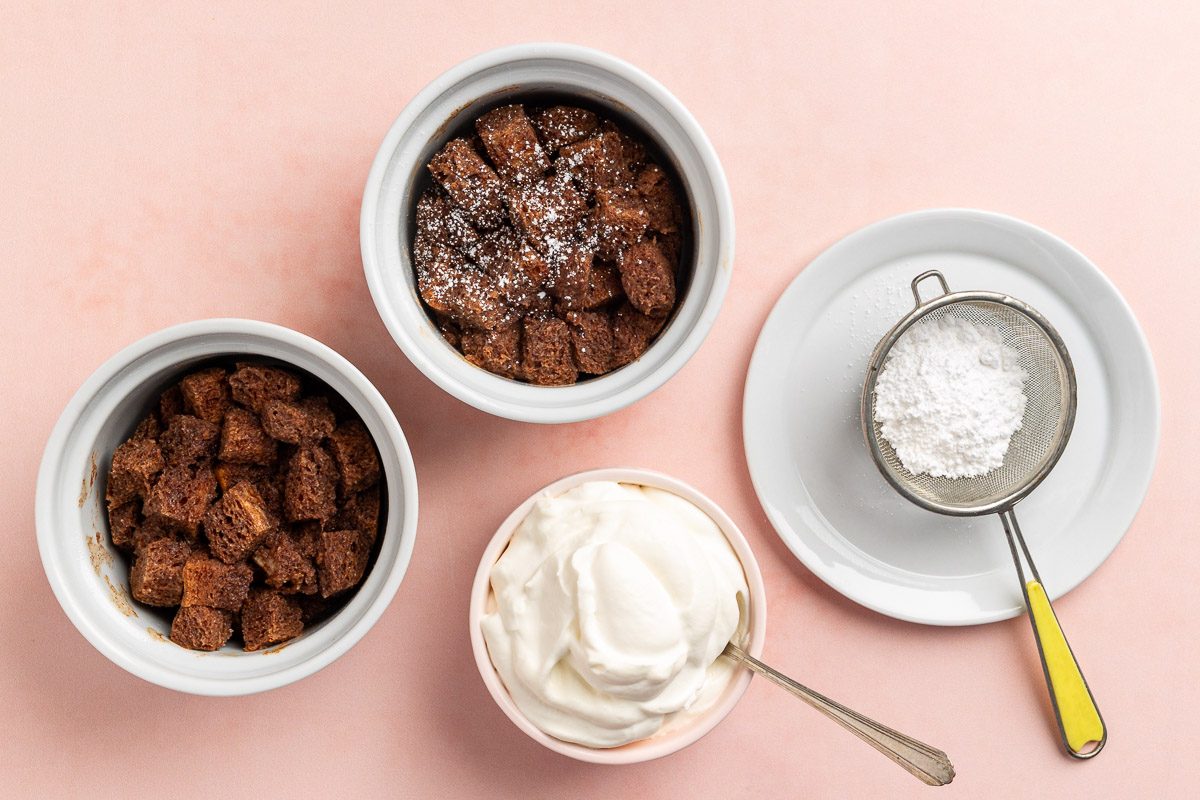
[874,314,1028,479]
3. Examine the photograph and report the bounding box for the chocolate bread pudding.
[412,102,688,385]
[104,362,384,652]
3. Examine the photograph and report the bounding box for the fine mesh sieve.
[861,270,1077,515]
[859,270,1105,760]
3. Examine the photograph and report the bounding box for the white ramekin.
[469,468,767,764]
[361,43,735,424]
[35,319,418,696]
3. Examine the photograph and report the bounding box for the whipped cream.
[481,481,748,748]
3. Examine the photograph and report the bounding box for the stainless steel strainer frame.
[860,270,1078,516]
[859,270,1106,760]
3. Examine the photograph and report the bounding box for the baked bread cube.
[336,485,381,546]
[601,119,647,173]
[547,248,593,307]
[618,239,676,317]
[131,413,161,442]
[106,438,164,506]
[108,501,140,550]
[241,589,304,651]
[558,132,625,193]
[475,105,550,185]
[260,397,335,445]
[143,464,217,537]
[130,537,191,607]
[284,445,338,522]
[204,481,275,564]
[592,188,649,261]
[181,550,253,611]
[327,421,380,495]
[635,164,682,235]
[461,323,522,379]
[317,529,370,598]
[170,606,233,651]
[533,105,599,154]
[159,384,185,424]
[228,364,301,413]
[179,367,231,424]
[508,175,588,257]
[417,247,512,331]
[219,407,277,465]
[159,415,220,466]
[565,310,615,375]
[415,189,484,257]
[521,316,577,386]
[427,138,506,229]
[253,530,317,595]
[132,518,179,553]
[610,302,667,368]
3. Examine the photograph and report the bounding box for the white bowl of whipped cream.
[469,468,766,763]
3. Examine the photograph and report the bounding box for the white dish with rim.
[743,209,1159,626]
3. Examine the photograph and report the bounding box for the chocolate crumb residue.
[414,103,686,385]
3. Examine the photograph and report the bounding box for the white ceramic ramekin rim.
[361,43,735,424]
[468,468,767,764]
[35,319,418,696]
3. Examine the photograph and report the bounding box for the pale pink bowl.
[468,468,767,764]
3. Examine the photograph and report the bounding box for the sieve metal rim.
[859,271,1078,517]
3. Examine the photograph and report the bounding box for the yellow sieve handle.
[1024,580,1106,757]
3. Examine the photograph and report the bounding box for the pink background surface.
[2,2,1197,797]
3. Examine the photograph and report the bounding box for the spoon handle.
[723,643,955,786]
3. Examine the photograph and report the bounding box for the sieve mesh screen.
[867,299,1072,511]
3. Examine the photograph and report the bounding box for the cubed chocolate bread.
[132,518,179,553]
[159,384,185,424]
[592,187,649,261]
[435,315,461,349]
[131,414,161,442]
[218,407,277,465]
[170,606,233,651]
[204,481,275,564]
[533,105,600,154]
[108,501,140,551]
[179,367,231,424]
[416,189,484,257]
[417,247,512,331]
[547,248,593,307]
[558,132,625,193]
[317,529,370,598]
[159,414,220,466]
[634,164,682,235]
[143,464,217,537]
[291,520,322,560]
[228,364,301,413]
[260,397,335,446]
[327,421,380,495]
[521,316,577,386]
[336,485,381,545]
[253,531,317,595]
[475,104,550,185]
[610,302,667,368]
[618,239,676,317]
[427,138,506,229]
[106,438,164,506]
[565,310,615,375]
[241,589,304,651]
[508,175,588,257]
[129,537,191,607]
[283,445,338,523]
[601,119,647,173]
[181,550,253,611]
[461,324,522,379]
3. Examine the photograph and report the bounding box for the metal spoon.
[723,643,955,786]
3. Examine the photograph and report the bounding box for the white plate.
[743,209,1159,625]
